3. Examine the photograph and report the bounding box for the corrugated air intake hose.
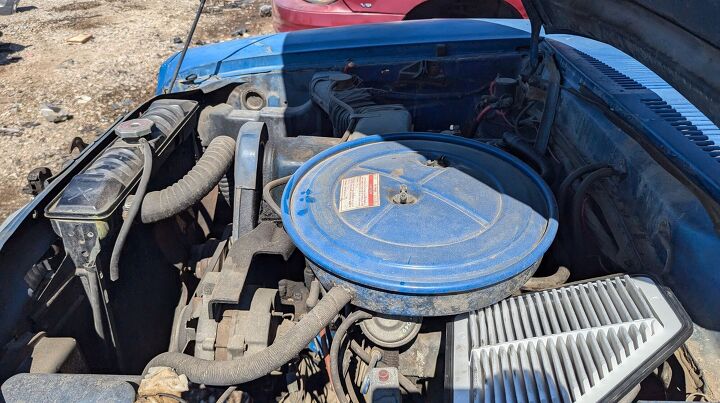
[139,135,235,223]
[143,286,353,386]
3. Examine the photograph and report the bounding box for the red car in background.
[272,0,526,31]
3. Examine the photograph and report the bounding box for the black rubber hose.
[218,172,233,207]
[344,372,362,403]
[139,136,235,223]
[502,132,554,182]
[216,386,236,403]
[330,311,372,403]
[571,167,617,242]
[144,286,352,386]
[305,279,321,309]
[534,55,560,154]
[110,139,153,282]
[557,163,610,213]
[521,266,571,291]
[262,175,290,217]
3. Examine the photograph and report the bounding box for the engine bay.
[0,41,715,402]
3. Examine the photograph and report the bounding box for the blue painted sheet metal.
[489,19,720,161]
[157,18,720,200]
[158,18,720,154]
[549,39,720,203]
[156,19,532,93]
[549,34,720,159]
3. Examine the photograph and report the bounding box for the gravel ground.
[0,0,274,221]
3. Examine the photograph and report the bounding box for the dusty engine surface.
[0,66,693,403]
[161,73,564,401]
[281,133,558,316]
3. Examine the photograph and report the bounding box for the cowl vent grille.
[575,52,645,90]
[451,276,691,403]
[642,99,720,160]
[573,48,720,162]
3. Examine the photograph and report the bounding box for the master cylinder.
[44,99,198,339]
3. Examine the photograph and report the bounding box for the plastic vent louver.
[573,49,720,162]
[450,276,691,403]
[575,51,645,90]
[641,99,720,161]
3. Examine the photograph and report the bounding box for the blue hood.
[156,19,532,93]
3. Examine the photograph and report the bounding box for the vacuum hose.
[139,136,235,223]
[521,266,570,291]
[502,132,554,182]
[110,139,153,282]
[262,175,290,217]
[144,286,352,386]
[571,166,618,245]
[330,310,372,403]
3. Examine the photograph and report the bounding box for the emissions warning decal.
[339,173,380,212]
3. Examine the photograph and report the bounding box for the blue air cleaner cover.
[281,133,558,316]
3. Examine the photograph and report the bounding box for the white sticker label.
[339,173,380,212]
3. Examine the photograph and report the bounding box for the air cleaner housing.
[281,133,558,316]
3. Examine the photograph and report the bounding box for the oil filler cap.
[281,133,558,316]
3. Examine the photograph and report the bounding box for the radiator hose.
[143,286,353,386]
[139,135,235,223]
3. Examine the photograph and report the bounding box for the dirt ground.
[0,0,274,221]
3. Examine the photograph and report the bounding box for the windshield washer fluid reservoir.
[281,133,558,317]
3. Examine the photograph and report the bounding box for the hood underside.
[523,0,720,127]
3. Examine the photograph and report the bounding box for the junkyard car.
[0,1,719,402]
[271,0,526,31]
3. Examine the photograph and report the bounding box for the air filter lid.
[281,133,558,296]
